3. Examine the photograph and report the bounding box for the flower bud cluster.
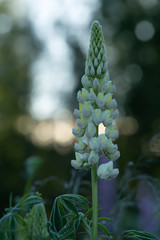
[71,20,120,180]
[26,203,49,240]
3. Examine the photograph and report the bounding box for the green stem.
[91,163,98,240]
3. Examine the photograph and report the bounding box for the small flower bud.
[81,75,92,88]
[73,109,80,118]
[108,130,119,141]
[89,137,99,153]
[72,128,84,137]
[109,150,120,161]
[104,93,112,104]
[77,91,85,103]
[77,119,87,129]
[97,65,102,76]
[85,122,97,138]
[90,65,95,76]
[94,58,98,67]
[85,65,90,75]
[111,109,119,119]
[98,134,109,151]
[107,99,117,110]
[71,160,82,169]
[93,78,99,91]
[101,83,109,93]
[92,109,102,125]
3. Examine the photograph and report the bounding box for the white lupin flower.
[97,161,119,180]
[72,20,120,180]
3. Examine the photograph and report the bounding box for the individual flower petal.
[77,91,85,103]
[107,143,118,154]
[74,136,88,152]
[81,101,93,118]
[85,122,97,138]
[109,150,120,161]
[98,134,109,151]
[110,168,119,178]
[104,93,112,104]
[101,83,109,93]
[94,58,98,67]
[108,130,119,141]
[107,99,117,110]
[109,85,116,94]
[93,78,99,91]
[73,109,80,118]
[111,109,119,119]
[96,93,105,109]
[88,150,99,165]
[92,109,102,125]
[89,137,99,153]
[72,128,84,137]
[77,119,87,129]
[88,88,96,103]
[90,65,95,76]
[85,65,90,75]
[81,75,92,89]
[105,124,115,136]
[97,161,119,180]
[71,160,82,169]
[103,118,113,127]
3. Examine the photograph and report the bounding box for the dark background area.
[0,0,160,236]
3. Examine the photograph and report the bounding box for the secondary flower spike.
[72,20,120,180]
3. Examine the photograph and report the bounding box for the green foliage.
[26,203,49,240]
[49,194,91,239]
[124,230,160,240]
[0,193,42,240]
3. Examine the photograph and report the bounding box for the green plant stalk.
[91,126,98,240]
[91,163,98,240]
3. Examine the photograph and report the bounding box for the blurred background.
[0,0,160,236]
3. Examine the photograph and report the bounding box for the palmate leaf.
[0,192,43,240]
[15,193,42,212]
[0,211,26,240]
[49,194,90,239]
[124,230,160,240]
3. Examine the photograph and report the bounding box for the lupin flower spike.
[72,20,120,180]
[26,203,49,240]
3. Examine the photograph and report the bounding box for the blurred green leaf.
[98,222,110,237]
[49,194,90,239]
[124,230,160,240]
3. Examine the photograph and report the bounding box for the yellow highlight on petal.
[105,93,112,103]
[108,81,112,89]
[82,89,87,98]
